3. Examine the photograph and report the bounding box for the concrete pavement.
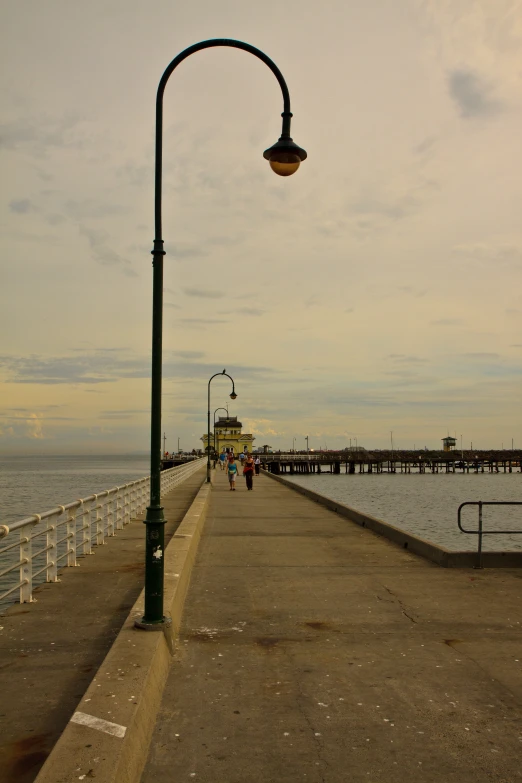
[141,468,522,783]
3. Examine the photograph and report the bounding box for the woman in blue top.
[227,458,238,490]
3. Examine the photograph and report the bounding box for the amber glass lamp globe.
[268,152,302,176]
[263,138,307,177]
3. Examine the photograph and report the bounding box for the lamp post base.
[134,616,172,631]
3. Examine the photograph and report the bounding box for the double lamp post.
[207,371,237,483]
[138,38,307,629]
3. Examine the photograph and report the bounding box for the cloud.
[397,286,428,298]
[305,294,321,308]
[99,409,148,419]
[0,353,149,385]
[167,245,208,260]
[26,413,44,439]
[448,69,502,118]
[453,242,522,269]
[0,113,87,155]
[457,352,501,359]
[430,318,464,326]
[66,199,127,220]
[0,350,280,386]
[219,307,266,317]
[387,354,427,363]
[9,199,36,214]
[178,317,229,325]
[182,287,225,299]
[170,350,206,360]
[79,225,138,277]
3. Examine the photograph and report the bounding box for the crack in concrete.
[382,585,418,624]
[286,648,329,783]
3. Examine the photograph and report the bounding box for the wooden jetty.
[259,449,522,475]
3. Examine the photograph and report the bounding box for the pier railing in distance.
[458,501,522,569]
[0,458,205,605]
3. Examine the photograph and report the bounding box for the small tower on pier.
[442,436,457,452]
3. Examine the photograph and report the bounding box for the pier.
[1,466,521,783]
[261,449,522,475]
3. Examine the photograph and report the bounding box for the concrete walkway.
[0,468,205,783]
[141,469,522,783]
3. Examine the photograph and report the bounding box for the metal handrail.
[457,501,522,569]
[0,457,205,604]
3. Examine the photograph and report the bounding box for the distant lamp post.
[214,406,228,454]
[208,371,237,483]
[138,38,306,630]
[305,435,309,454]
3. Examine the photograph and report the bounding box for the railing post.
[116,489,123,530]
[94,494,104,546]
[20,523,35,603]
[107,493,115,537]
[47,509,61,582]
[475,501,484,570]
[102,493,110,541]
[67,506,78,567]
[81,500,92,555]
[124,484,131,525]
[129,484,136,520]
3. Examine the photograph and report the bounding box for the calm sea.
[0,454,151,608]
[0,454,150,525]
[284,472,522,551]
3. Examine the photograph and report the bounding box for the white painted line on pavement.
[70,711,127,738]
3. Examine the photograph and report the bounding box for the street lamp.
[208,371,237,484]
[214,406,229,454]
[137,39,306,630]
[305,435,309,454]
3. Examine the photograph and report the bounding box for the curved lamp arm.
[207,370,237,482]
[154,37,307,241]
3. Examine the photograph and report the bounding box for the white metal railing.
[0,458,205,605]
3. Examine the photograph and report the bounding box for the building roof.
[215,417,242,429]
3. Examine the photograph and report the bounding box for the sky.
[1,0,521,455]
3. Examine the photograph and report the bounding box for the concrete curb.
[34,478,212,783]
[264,470,522,568]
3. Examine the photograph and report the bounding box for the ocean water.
[0,454,151,608]
[283,472,522,551]
[0,454,150,524]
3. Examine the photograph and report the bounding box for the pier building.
[442,435,457,451]
[201,415,254,454]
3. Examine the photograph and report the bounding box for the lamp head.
[263,137,307,177]
[230,392,237,400]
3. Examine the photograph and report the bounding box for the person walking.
[227,457,238,490]
[219,451,226,471]
[243,454,255,490]
[254,456,261,475]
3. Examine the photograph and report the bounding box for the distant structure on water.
[201,415,255,454]
[442,436,457,452]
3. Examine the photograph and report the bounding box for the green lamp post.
[137,39,307,630]
[207,371,237,483]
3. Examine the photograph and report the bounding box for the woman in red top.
[243,455,255,490]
